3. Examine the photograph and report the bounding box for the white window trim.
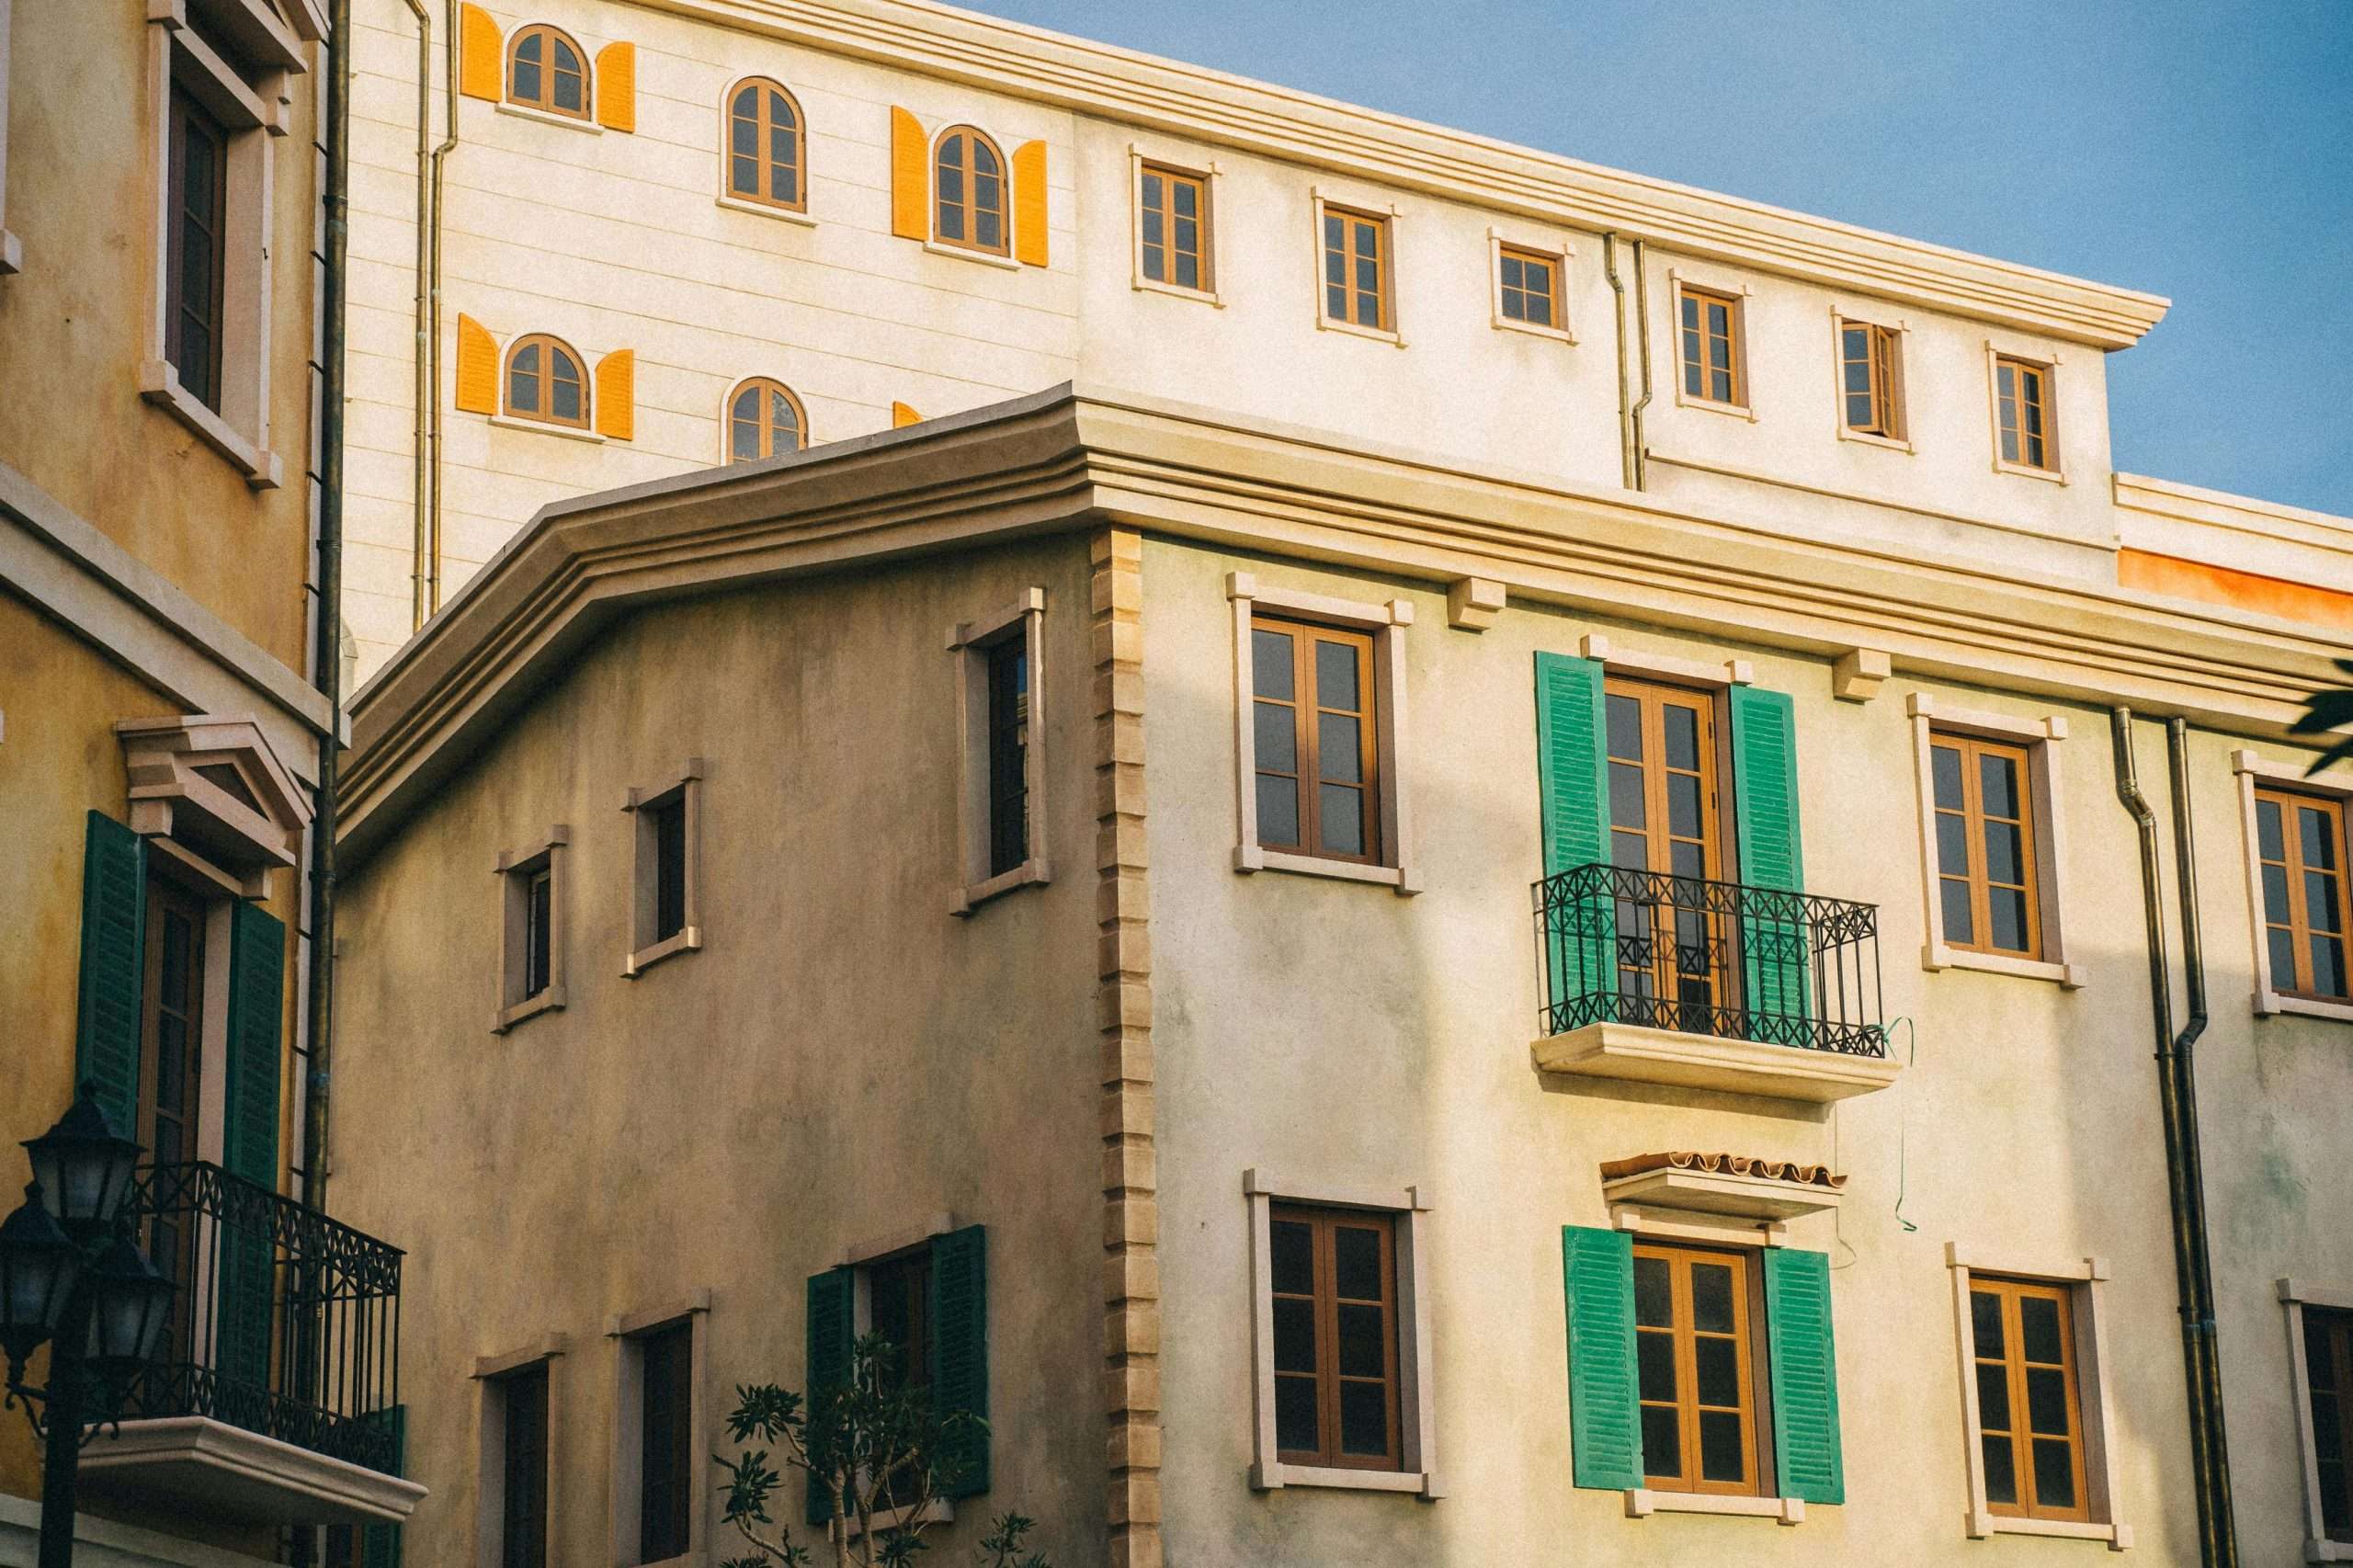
[472,1335,570,1568]
[716,192,817,227]
[947,589,1050,915]
[1487,227,1574,344]
[1984,339,2066,483]
[496,98,603,134]
[1128,145,1222,306]
[1909,693,2086,986]
[2234,750,2353,1022]
[489,412,606,443]
[714,78,814,226]
[622,759,704,978]
[1945,1245,2132,1550]
[608,1290,712,1568]
[0,0,22,275]
[2280,1278,2353,1562]
[1309,187,1405,347]
[141,8,286,488]
[1666,267,1756,421]
[1242,1169,1439,1499]
[492,827,568,1033]
[1829,307,1913,453]
[1576,633,1751,690]
[1226,572,1419,894]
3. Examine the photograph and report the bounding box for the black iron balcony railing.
[119,1161,403,1472]
[1534,863,1887,1057]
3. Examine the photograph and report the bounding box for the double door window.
[1604,677,1728,1022]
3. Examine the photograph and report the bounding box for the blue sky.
[963,0,2353,517]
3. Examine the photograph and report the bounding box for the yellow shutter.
[595,350,635,440]
[890,108,927,240]
[891,401,921,428]
[1012,140,1047,267]
[454,314,496,413]
[458,4,502,101]
[595,42,635,132]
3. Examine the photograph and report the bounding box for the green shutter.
[805,1267,855,1524]
[1729,685,1811,1039]
[1534,653,1614,1027]
[1561,1225,1643,1490]
[928,1224,989,1499]
[74,812,147,1138]
[216,901,286,1398]
[361,1404,406,1566]
[1763,1248,1844,1505]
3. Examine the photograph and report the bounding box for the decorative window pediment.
[117,715,312,884]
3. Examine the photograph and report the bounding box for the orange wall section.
[2118,547,2353,631]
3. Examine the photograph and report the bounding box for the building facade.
[0,0,418,1562]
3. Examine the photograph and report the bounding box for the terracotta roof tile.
[1599,1151,1846,1190]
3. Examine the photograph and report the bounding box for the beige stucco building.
[0,0,420,1563]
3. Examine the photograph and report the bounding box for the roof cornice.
[340,385,2336,869]
[631,0,2168,348]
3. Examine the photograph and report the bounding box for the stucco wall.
[326,533,1109,1564]
[1134,534,2346,1564]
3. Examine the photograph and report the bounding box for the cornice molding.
[340,385,2337,869]
[629,0,2167,348]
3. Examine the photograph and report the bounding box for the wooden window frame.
[624,762,703,978]
[503,333,590,429]
[1966,1275,2093,1525]
[1491,233,1574,343]
[1244,1171,1438,1496]
[1602,674,1737,1013]
[1947,1247,2131,1547]
[948,590,1050,914]
[1834,315,1906,446]
[471,1336,569,1568]
[1631,1240,1768,1498]
[931,124,1009,257]
[1136,159,1212,297]
[1927,729,2043,962]
[2280,1279,2353,1560]
[1673,278,1749,414]
[492,829,567,1033]
[1129,149,1220,303]
[1986,346,2063,481]
[607,1292,711,1567]
[2254,785,2353,1004]
[506,24,592,120]
[2236,752,2353,1022]
[1251,617,1379,868]
[1313,194,1397,340]
[165,83,230,415]
[722,376,807,464]
[722,76,806,214]
[1909,695,2083,987]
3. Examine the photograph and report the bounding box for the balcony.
[76,1162,423,1526]
[1530,864,1900,1103]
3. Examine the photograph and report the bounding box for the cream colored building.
[0,0,420,1562]
[327,4,2353,1567]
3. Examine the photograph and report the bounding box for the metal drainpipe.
[402,0,431,631]
[2111,709,2236,1567]
[1627,238,1652,491]
[1601,233,1634,491]
[426,0,459,615]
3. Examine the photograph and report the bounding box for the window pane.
[1942,878,1976,945]
[552,377,580,423]
[1984,821,2025,886]
[2303,805,2339,869]
[1254,702,1297,775]
[2313,936,2347,997]
[1988,887,2029,952]
[1980,754,2020,818]
[2018,1294,2063,1364]
[1320,715,1362,784]
[1642,1405,1682,1477]
[1333,1225,1381,1301]
[1699,1410,1745,1483]
[1318,784,1365,857]
[1336,1301,1383,1377]
[2257,798,2285,860]
[1270,1219,1313,1294]
[1176,253,1199,290]
[554,69,582,112]
[1252,628,1294,700]
[2263,863,2292,924]
[1638,1330,1676,1401]
[1634,1255,1672,1327]
[1982,1433,2018,1506]
[1689,1263,1734,1334]
[1667,774,1701,840]
[1607,693,1643,759]
[1272,1297,1315,1373]
[2269,926,2298,985]
[1256,775,1300,848]
[1662,706,1699,771]
[1315,639,1360,710]
[1323,214,1342,250]
[2307,871,2343,932]
[1936,812,1972,878]
[1609,762,1645,831]
[1972,1290,2006,1358]
[1694,1335,1738,1407]
[1275,1375,1318,1452]
[2026,1366,2070,1437]
[1976,1362,2010,1432]
[732,154,757,194]
[2031,1437,2076,1509]
[1338,1380,1387,1456]
[2001,426,2021,464]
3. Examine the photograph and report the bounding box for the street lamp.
[0,1085,172,1568]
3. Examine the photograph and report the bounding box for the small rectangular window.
[1840,320,1902,438]
[951,592,1048,912]
[639,1321,694,1562]
[1995,355,2054,470]
[1251,617,1379,864]
[495,834,566,1031]
[1497,244,1561,328]
[523,866,552,996]
[166,84,230,413]
[501,1362,551,1568]
[2255,788,2352,1000]
[1970,1277,2089,1522]
[986,638,1029,877]
[2305,1306,2353,1542]
[1930,731,2042,960]
[1139,163,1211,292]
[651,796,686,943]
[1678,286,1744,406]
[868,1248,933,1393]
[1632,1241,1765,1496]
[627,767,703,975]
[1320,205,1390,332]
[1267,1204,1402,1471]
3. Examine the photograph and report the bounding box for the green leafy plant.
[2291,658,2353,775]
[715,1334,1050,1568]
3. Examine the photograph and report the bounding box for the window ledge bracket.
[1923,944,2086,988]
[716,194,816,227]
[491,987,566,1035]
[622,927,702,978]
[139,362,282,488]
[1249,1460,1438,1499]
[1966,1510,2131,1549]
[1234,845,1419,896]
[494,100,602,134]
[922,239,1021,271]
[2306,1539,2353,1563]
[1625,1489,1803,1524]
[488,413,606,443]
[950,858,1051,915]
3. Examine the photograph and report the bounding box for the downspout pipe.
[1627,238,1651,491]
[1601,233,1634,491]
[426,0,460,614]
[403,0,431,631]
[2111,709,2237,1567]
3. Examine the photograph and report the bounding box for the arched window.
[933,126,1006,255]
[725,377,805,461]
[726,79,805,211]
[508,25,590,119]
[506,334,588,427]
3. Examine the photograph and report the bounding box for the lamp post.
[0,1085,175,1568]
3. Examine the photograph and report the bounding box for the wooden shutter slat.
[454,313,497,415]
[218,900,285,1394]
[594,41,635,132]
[457,3,502,101]
[1011,140,1047,267]
[594,349,635,441]
[1763,1247,1845,1504]
[891,401,922,428]
[1729,684,1811,1035]
[889,108,927,240]
[1534,653,1614,1017]
[929,1224,990,1498]
[74,812,146,1138]
[804,1267,855,1523]
[1561,1224,1643,1490]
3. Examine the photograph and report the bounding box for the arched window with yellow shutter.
[725,378,806,461]
[508,25,591,119]
[505,334,589,427]
[932,125,1008,255]
[725,79,806,211]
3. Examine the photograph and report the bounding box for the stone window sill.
[2306,1538,2353,1563]
[492,987,565,1035]
[2257,988,2353,1024]
[1233,845,1420,896]
[1838,425,1913,454]
[1133,274,1221,307]
[1675,388,1756,422]
[495,100,600,133]
[489,413,605,443]
[1967,1510,2131,1550]
[950,858,1050,916]
[623,927,701,978]
[1493,312,1574,345]
[1625,1489,1802,1523]
[716,193,815,227]
[1995,457,2065,485]
[1250,1460,1439,1498]
[1924,944,2086,987]
[139,362,281,488]
[923,239,1020,271]
[1315,313,1404,348]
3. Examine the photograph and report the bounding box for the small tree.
[716,1333,1050,1568]
[2292,659,2353,775]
